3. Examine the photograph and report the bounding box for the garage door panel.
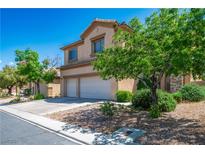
[67,78,77,97]
[80,76,111,99]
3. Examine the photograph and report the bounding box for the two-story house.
[60,19,136,100]
[60,18,201,100]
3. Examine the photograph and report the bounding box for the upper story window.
[92,38,104,53]
[69,48,77,61]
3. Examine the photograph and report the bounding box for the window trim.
[68,47,78,62]
[90,36,105,57]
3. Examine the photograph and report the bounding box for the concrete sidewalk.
[0,106,98,144]
[0,97,15,105]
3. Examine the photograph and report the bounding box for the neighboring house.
[160,75,191,92]
[60,19,136,100]
[60,18,202,100]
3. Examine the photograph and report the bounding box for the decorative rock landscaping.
[93,128,145,145]
[48,102,205,144]
[62,124,145,145]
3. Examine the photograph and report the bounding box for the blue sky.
[0,8,157,70]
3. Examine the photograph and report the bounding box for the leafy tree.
[42,69,57,84]
[15,49,57,93]
[15,49,42,93]
[93,9,205,105]
[0,65,16,94]
[15,70,28,90]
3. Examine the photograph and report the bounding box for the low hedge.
[132,89,151,109]
[34,93,45,100]
[200,86,205,98]
[180,84,204,102]
[116,90,133,102]
[132,89,176,112]
[172,91,182,103]
[157,90,177,112]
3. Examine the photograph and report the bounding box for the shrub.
[0,91,10,98]
[149,105,161,118]
[9,95,21,103]
[100,101,117,131]
[137,78,152,90]
[172,91,182,103]
[132,89,151,109]
[200,86,205,99]
[24,88,32,96]
[34,93,45,100]
[116,90,132,102]
[180,84,204,102]
[100,101,117,118]
[132,89,176,112]
[158,90,177,112]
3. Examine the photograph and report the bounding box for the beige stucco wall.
[39,82,60,98]
[39,83,48,97]
[61,65,95,77]
[64,25,115,65]
[48,83,61,97]
[117,79,136,93]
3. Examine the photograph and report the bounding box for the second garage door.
[80,76,112,99]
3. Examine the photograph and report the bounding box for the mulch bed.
[47,101,205,145]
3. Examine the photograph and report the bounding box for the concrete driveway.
[4,97,102,115]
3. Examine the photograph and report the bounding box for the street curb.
[0,108,89,145]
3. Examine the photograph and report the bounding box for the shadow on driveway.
[43,97,102,104]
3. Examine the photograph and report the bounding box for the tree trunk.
[16,86,18,96]
[36,81,40,94]
[8,87,12,95]
[151,75,158,105]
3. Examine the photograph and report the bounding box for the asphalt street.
[0,111,79,145]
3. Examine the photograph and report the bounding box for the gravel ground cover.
[47,101,205,144]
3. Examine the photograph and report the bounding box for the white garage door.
[80,76,111,99]
[67,78,77,97]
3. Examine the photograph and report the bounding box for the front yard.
[47,101,205,144]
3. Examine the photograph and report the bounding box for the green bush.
[9,95,21,103]
[137,78,152,90]
[158,90,177,112]
[132,89,176,112]
[0,91,10,98]
[200,86,205,98]
[34,93,45,100]
[132,89,151,109]
[180,84,204,102]
[24,88,32,96]
[149,105,161,118]
[116,90,132,102]
[100,101,117,118]
[172,91,182,103]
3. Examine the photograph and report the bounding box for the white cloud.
[9,62,14,66]
[0,60,2,64]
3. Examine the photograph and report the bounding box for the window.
[92,38,104,53]
[69,48,77,61]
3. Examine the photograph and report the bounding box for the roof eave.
[60,40,84,51]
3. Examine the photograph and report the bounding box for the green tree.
[15,49,57,93]
[15,70,28,91]
[0,65,16,94]
[42,69,57,84]
[15,49,42,93]
[93,9,205,105]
